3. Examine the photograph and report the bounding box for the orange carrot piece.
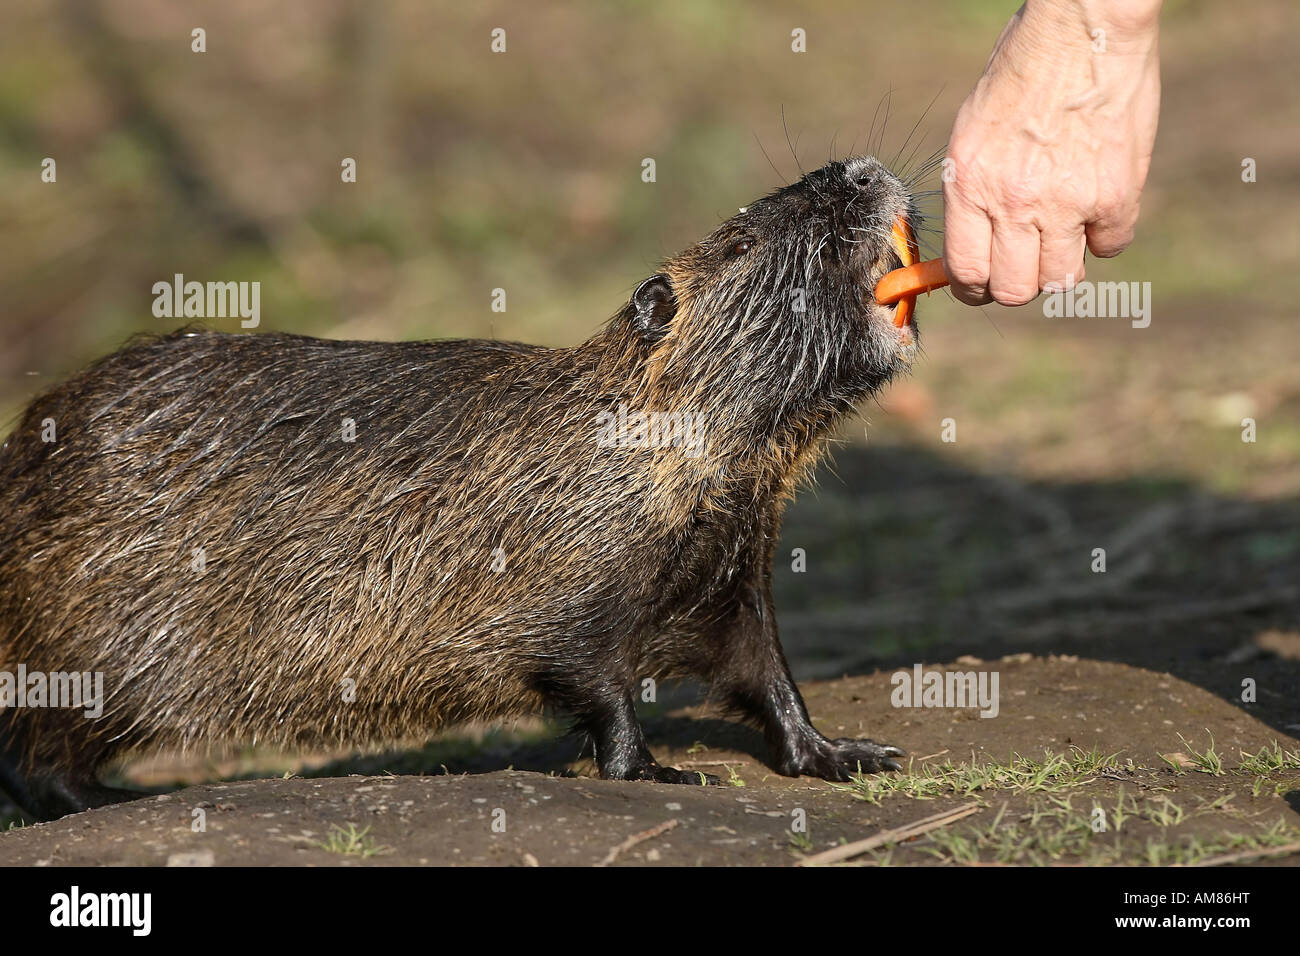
[875,258,950,307]
[881,216,937,328]
[894,292,915,329]
[891,217,918,268]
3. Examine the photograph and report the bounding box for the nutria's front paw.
[782,738,905,781]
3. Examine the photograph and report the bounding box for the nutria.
[0,155,920,820]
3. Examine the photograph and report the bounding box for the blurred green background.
[2,0,1297,496]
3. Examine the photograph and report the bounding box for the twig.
[1190,841,1300,868]
[797,803,980,866]
[595,819,679,867]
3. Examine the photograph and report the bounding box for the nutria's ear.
[632,274,676,339]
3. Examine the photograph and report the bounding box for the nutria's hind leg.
[566,683,720,786]
[0,739,39,820]
[0,730,139,820]
[28,775,141,819]
[2,767,139,822]
[709,583,905,781]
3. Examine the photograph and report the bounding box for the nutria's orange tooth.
[890,216,917,268]
[894,294,914,328]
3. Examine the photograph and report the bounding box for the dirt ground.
[1,656,1296,867]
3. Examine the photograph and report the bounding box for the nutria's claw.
[785,738,907,781]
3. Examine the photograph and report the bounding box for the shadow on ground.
[773,445,1300,741]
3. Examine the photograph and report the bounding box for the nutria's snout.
[644,155,921,406]
[779,157,921,352]
[724,155,918,318]
[803,156,917,298]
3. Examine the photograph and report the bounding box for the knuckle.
[1093,201,1131,231]
[946,262,989,288]
[1089,229,1134,258]
[1039,275,1071,293]
[990,281,1039,306]
[951,285,990,306]
[1041,263,1085,290]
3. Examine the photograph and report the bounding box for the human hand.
[942,0,1162,306]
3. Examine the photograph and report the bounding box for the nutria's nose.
[843,156,886,188]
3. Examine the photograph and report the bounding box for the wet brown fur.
[0,156,919,808]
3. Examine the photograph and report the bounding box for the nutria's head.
[605,156,921,445]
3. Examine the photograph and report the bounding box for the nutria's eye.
[728,239,753,258]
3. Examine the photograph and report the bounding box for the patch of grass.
[837,746,1122,805]
[788,830,814,854]
[1238,741,1300,776]
[1141,818,1300,866]
[1250,777,1291,798]
[1143,794,1187,827]
[1176,732,1225,776]
[834,742,1300,865]
[921,796,1123,866]
[1160,752,1191,774]
[1109,786,1139,832]
[1164,735,1300,779]
[1192,793,1237,813]
[312,823,390,858]
[914,793,1300,867]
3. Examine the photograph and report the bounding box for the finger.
[988,220,1042,306]
[941,188,994,306]
[1085,202,1138,259]
[1038,226,1087,292]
